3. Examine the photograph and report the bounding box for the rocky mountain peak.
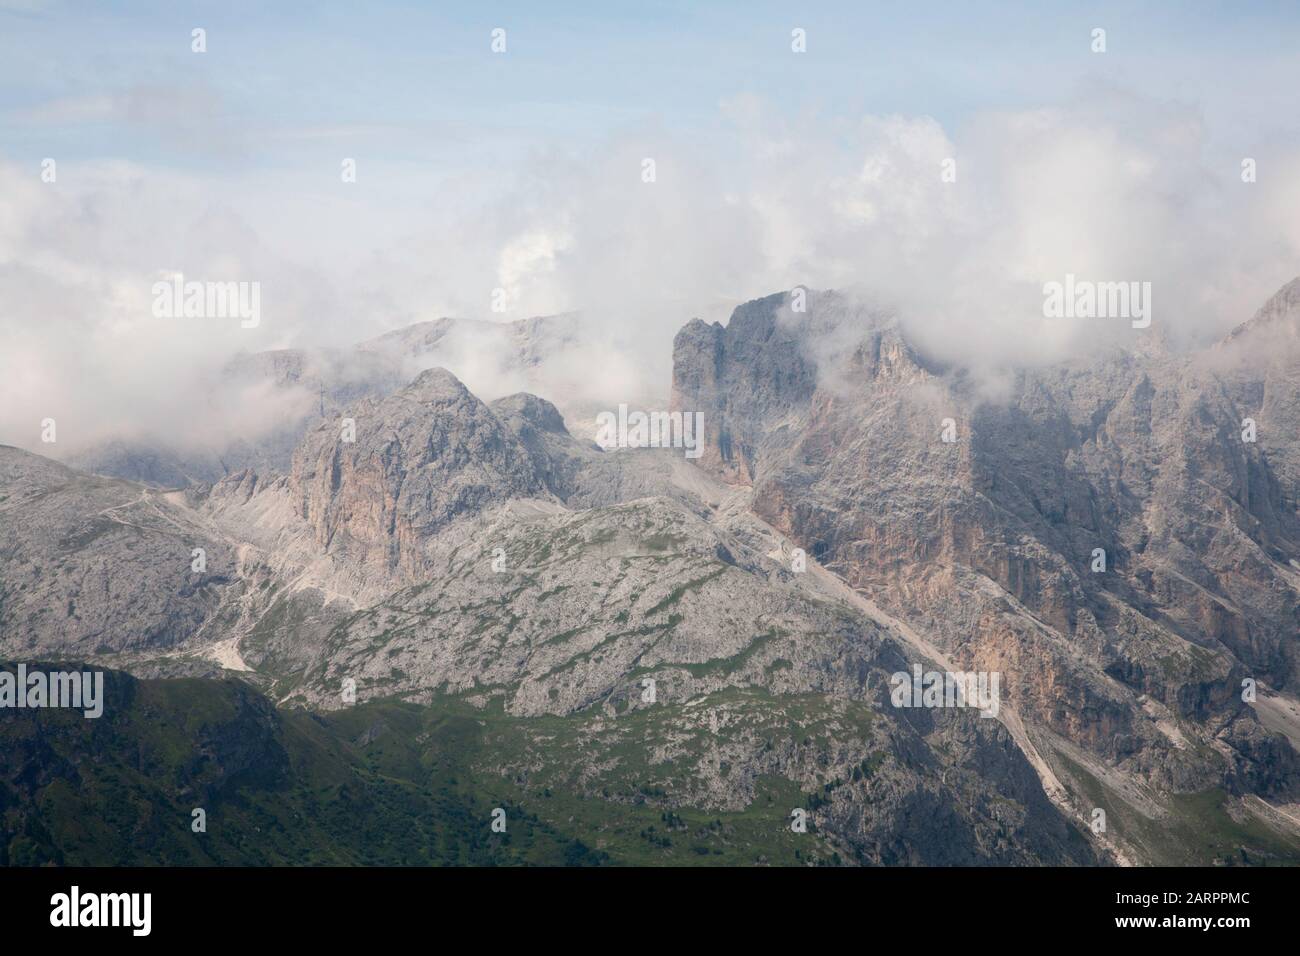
[1221,276,1300,345]
[287,367,548,578]
[403,366,475,404]
[490,392,570,435]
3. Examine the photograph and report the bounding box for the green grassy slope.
[0,667,839,866]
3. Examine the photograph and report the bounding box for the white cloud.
[2,85,1299,460]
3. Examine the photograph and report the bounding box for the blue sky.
[3,1,1299,172]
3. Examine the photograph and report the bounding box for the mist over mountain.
[5,89,1300,468]
[4,3,1300,883]
[3,277,1299,867]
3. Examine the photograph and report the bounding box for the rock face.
[672,286,1300,819]
[670,296,815,482]
[1216,277,1300,512]
[288,368,548,579]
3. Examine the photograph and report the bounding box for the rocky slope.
[1,365,1107,864]
[671,284,1300,857]
[4,281,1300,866]
[0,447,237,657]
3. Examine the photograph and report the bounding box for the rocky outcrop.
[288,368,549,580]
[672,285,1300,808]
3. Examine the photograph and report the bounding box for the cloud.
[2,84,1299,462]
[734,97,1300,374]
[11,83,247,155]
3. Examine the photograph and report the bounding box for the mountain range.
[4,281,1300,866]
